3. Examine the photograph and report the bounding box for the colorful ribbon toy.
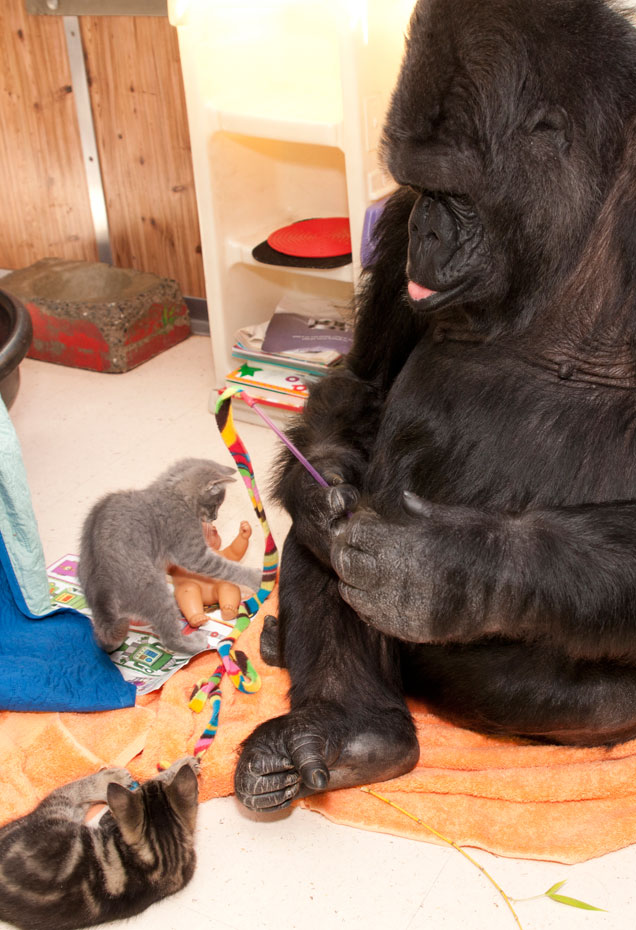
[190,387,279,757]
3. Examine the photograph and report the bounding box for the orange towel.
[3,591,636,864]
[0,595,287,824]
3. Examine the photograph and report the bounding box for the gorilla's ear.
[527,104,572,153]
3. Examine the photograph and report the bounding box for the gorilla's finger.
[327,483,360,520]
[332,509,380,551]
[241,782,300,811]
[246,769,300,795]
[331,538,377,587]
[234,754,299,810]
[242,771,301,811]
[242,749,295,776]
[287,731,330,790]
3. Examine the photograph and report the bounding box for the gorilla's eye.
[446,192,470,203]
[421,189,462,203]
[443,192,474,216]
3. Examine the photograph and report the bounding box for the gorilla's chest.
[366,338,636,514]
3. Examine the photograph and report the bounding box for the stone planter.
[1,259,191,373]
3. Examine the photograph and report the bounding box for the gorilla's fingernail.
[310,768,329,789]
[332,519,347,538]
[403,489,433,517]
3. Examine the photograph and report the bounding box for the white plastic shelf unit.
[169,0,415,380]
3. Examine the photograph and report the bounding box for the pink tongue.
[408,280,437,301]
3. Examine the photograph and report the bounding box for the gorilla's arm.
[331,494,636,663]
[274,188,428,564]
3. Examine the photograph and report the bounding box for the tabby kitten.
[79,457,262,654]
[0,757,199,930]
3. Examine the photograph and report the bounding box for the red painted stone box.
[1,259,191,373]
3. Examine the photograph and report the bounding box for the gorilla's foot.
[234,705,419,811]
[260,614,285,667]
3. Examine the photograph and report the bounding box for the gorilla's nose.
[410,195,457,250]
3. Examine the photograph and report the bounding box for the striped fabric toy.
[189,388,279,757]
[215,387,279,613]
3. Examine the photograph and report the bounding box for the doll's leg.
[216,581,242,621]
[173,579,210,628]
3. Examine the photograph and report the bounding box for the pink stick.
[238,391,329,488]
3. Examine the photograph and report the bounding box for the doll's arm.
[220,521,252,562]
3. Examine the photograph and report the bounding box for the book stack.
[225,295,353,421]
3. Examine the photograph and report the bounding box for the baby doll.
[168,521,253,625]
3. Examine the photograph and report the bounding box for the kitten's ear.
[205,475,235,490]
[211,462,237,485]
[165,764,199,832]
[107,783,145,845]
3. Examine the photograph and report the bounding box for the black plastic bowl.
[0,287,33,409]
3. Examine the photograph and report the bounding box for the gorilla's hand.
[293,476,360,567]
[331,490,504,642]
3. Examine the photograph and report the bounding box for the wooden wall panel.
[81,16,205,297]
[0,0,98,269]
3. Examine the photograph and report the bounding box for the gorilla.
[235,0,636,811]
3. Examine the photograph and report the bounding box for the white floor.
[6,333,636,930]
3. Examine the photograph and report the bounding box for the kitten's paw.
[155,756,200,783]
[177,630,210,654]
[182,755,201,775]
[91,767,135,800]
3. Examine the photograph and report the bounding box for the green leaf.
[544,881,567,896]
[545,887,605,912]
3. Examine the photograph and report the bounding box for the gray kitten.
[0,757,199,930]
[79,458,262,654]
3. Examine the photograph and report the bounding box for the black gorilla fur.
[235,0,636,811]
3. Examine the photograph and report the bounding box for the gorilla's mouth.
[407,279,471,312]
[408,280,437,301]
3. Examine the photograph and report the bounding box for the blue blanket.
[0,393,135,712]
[0,530,136,712]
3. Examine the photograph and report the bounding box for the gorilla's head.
[382,0,636,322]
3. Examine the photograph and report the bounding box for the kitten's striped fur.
[0,757,199,930]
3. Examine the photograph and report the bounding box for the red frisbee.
[267,217,352,258]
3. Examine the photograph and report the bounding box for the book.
[226,296,352,419]
[231,342,330,377]
[225,360,312,410]
[233,295,353,371]
[261,301,353,361]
